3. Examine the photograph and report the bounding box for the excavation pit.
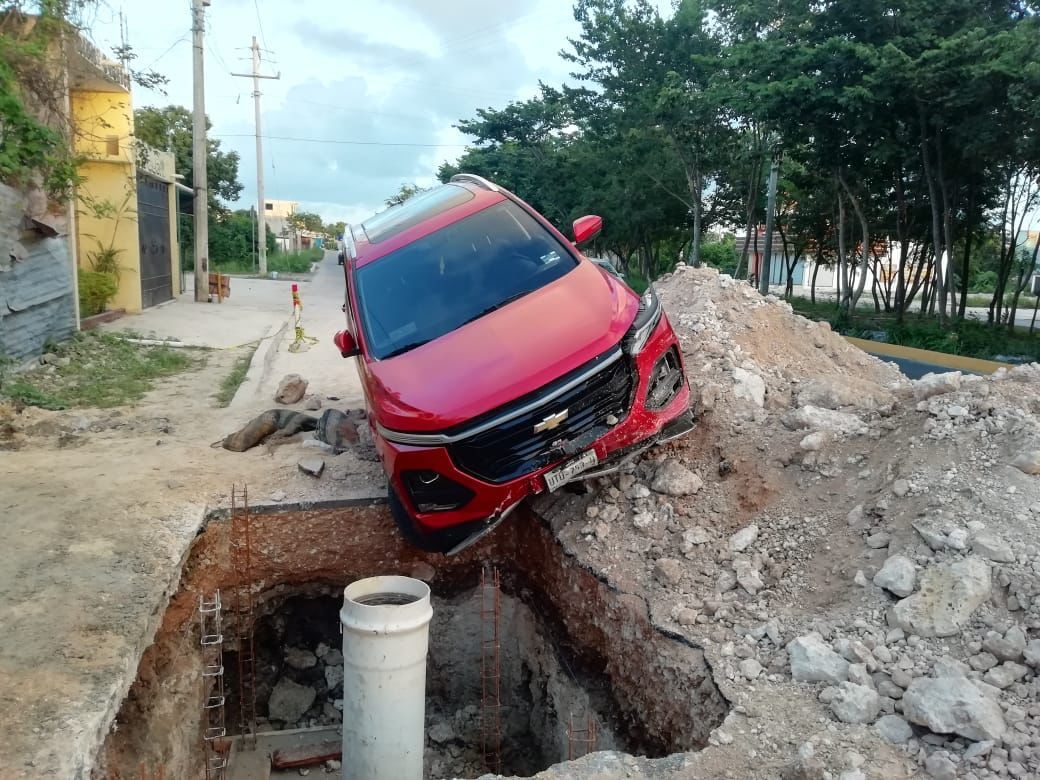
[96,499,728,779]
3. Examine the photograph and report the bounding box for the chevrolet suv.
[334,174,693,553]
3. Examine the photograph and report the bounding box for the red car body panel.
[337,177,692,544]
[365,260,639,432]
[373,312,689,532]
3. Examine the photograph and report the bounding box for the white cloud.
[87,0,652,220]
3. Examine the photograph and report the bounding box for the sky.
[82,1,667,226]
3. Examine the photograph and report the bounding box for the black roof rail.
[449,173,499,192]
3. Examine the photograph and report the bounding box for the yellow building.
[68,36,181,314]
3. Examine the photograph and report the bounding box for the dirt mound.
[533,267,1040,779]
[656,266,906,414]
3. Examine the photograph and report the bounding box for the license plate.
[544,450,599,491]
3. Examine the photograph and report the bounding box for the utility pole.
[758,145,781,297]
[233,38,279,277]
[191,0,210,303]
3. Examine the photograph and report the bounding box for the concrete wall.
[0,184,76,362]
[71,88,144,313]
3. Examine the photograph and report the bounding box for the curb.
[228,318,290,413]
[845,336,1012,376]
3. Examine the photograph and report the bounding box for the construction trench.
[95,493,728,779]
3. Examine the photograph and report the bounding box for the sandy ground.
[0,252,368,778]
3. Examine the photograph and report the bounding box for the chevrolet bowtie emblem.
[534,409,569,433]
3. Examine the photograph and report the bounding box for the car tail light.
[402,470,475,513]
[646,347,684,409]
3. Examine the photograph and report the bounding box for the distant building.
[264,199,300,252]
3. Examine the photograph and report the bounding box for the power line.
[213,133,468,148]
[252,0,269,52]
[144,29,192,69]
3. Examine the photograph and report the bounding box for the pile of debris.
[264,640,345,731]
[538,267,1040,780]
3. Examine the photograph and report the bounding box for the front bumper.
[372,313,692,535]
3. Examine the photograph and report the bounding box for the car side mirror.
[333,330,360,358]
[573,215,603,246]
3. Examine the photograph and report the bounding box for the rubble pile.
[540,267,1040,779]
[263,639,345,731]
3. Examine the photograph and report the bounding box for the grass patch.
[0,331,201,410]
[215,346,256,407]
[788,297,1040,362]
[213,247,324,275]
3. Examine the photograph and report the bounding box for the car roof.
[351,180,505,268]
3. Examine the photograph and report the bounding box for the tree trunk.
[810,248,822,306]
[894,170,908,322]
[1030,288,1040,335]
[957,186,976,320]
[936,139,956,322]
[836,183,849,311]
[738,151,764,279]
[1008,239,1040,333]
[837,173,871,314]
[918,104,946,326]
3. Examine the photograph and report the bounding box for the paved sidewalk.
[98,274,298,349]
[229,252,365,415]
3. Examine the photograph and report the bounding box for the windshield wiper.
[461,288,536,327]
[382,339,432,359]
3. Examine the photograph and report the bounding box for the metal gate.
[137,174,173,308]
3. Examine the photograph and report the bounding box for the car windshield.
[355,201,578,360]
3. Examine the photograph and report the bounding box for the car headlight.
[624,285,663,354]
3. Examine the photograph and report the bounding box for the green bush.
[78,269,117,317]
[969,270,997,293]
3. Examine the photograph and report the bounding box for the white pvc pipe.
[340,575,433,780]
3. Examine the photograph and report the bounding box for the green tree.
[288,211,324,233]
[134,106,243,206]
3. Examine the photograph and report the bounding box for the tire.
[387,483,489,554]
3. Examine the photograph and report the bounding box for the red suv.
[334,174,693,553]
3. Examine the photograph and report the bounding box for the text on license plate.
[544,450,599,492]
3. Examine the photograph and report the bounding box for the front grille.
[449,350,634,483]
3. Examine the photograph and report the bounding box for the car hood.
[367,261,639,433]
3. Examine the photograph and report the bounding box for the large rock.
[795,377,889,410]
[912,371,962,400]
[901,676,1006,742]
[874,714,913,744]
[275,373,308,404]
[781,405,868,436]
[971,532,1015,563]
[1011,451,1040,476]
[285,647,317,670]
[733,367,766,407]
[873,555,916,597]
[830,682,880,724]
[650,459,703,496]
[268,677,316,723]
[888,557,991,638]
[324,664,344,691]
[788,634,850,684]
[1024,639,1040,667]
[729,523,759,552]
[982,627,1026,663]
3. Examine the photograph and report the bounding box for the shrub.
[78,269,118,317]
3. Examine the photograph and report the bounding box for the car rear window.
[355,201,578,360]
[361,184,474,244]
